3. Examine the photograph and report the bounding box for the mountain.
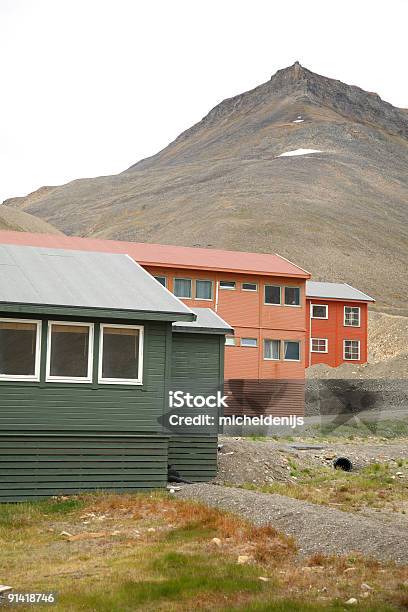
[0,204,62,234]
[4,63,408,314]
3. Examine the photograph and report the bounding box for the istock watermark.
[169,390,228,409]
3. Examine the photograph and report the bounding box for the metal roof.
[172,307,233,334]
[0,231,310,279]
[0,244,195,319]
[306,281,375,302]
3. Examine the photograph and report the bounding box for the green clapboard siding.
[0,435,168,501]
[169,332,223,481]
[168,436,218,482]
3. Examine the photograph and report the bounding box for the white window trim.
[283,340,301,362]
[343,339,360,361]
[46,321,94,383]
[173,278,192,299]
[0,318,42,382]
[242,282,258,292]
[219,281,236,290]
[284,286,302,308]
[264,284,282,306]
[98,323,144,385]
[311,304,328,319]
[195,279,214,301]
[225,336,236,346]
[344,306,361,328]
[240,338,258,348]
[310,338,328,353]
[263,339,281,361]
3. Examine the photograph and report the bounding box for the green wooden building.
[0,244,232,501]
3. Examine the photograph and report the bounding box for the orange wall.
[306,299,368,367]
[145,266,306,381]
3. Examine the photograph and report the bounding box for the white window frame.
[98,323,144,385]
[283,340,301,362]
[344,306,360,327]
[242,282,258,292]
[284,286,301,308]
[46,321,94,383]
[343,339,360,361]
[311,304,328,319]
[264,284,282,306]
[195,279,213,301]
[0,318,42,382]
[154,275,167,288]
[219,280,236,290]
[240,338,258,348]
[263,339,281,361]
[173,278,192,299]
[225,336,236,346]
[310,338,328,353]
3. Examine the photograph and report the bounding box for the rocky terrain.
[0,204,61,234]
[4,63,408,315]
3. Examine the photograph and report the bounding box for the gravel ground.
[216,437,408,486]
[176,483,408,564]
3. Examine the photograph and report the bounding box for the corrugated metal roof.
[0,231,310,278]
[306,281,375,302]
[0,244,194,318]
[172,307,233,334]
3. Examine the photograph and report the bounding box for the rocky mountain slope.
[4,63,408,314]
[0,204,62,234]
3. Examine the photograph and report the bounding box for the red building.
[306,281,374,367]
[0,231,374,415]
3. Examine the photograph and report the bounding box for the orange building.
[0,231,374,416]
[306,281,374,367]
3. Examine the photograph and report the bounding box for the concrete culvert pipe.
[333,457,353,472]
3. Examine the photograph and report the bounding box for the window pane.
[102,327,140,380]
[344,340,359,360]
[265,285,281,304]
[241,338,257,347]
[154,276,167,287]
[225,336,236,346]
[49,324,90,378]
[196,280,213,300]
[312,305,327,318]
[0,321,38,376]
[284,341,300,360]
[174,278,192,298]
[285,287,300,306]
[345,307,360,326]
[264,339,280,360]
[242,282,257,291]
[312,338,327,352]
[220,281,236,290]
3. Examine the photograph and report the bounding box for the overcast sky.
[1,0,407,202]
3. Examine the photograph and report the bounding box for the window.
[219,281,236,290]
[264,339,280,360]
[312,304,328,319]
[284,286,300,306]
[284,340,300,361]
[241,338,258,348]
[264,285,281,305]
[174,278,192,298]
[46,322,93,382]
[344,340,360,360]
[344,306,360,327]
[311,338,328,353]
[242,282,257,292]
[0,319,41,381]
[196,280,213,300]
[99,324,144,385]
[154,276,167,288]
[225,336,236,346]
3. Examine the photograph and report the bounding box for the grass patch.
[0,492,407,611]
[242,460,408,513]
